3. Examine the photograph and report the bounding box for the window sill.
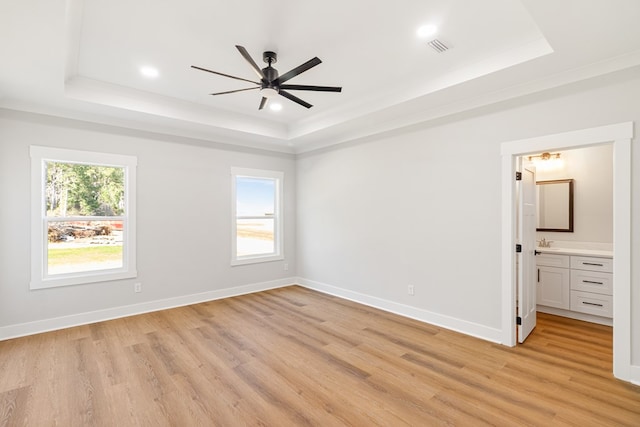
[30,269,138,290]
[231,254,284,266]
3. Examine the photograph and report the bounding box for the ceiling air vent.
[428,39,448,53]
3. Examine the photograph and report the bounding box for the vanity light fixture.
[528,152,564,171]
[528,152,560,162]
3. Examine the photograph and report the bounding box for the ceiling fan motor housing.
[262,66,279,89]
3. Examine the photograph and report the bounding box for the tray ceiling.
[1,0,640,152]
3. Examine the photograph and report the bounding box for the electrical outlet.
[284,263,289,271]
[134,282,142,293]
[408,285,415,295]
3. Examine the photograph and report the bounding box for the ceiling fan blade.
[259,97,268,110]
[210,87,259,96]
[279,90,312,109]
[235,45,266,80]
[275,57,322,84]
[191,65,259,85]
[279,84,342,92]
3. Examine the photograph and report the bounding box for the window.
[30,146,137,289]
[231,167,283,265]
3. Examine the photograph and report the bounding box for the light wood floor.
[1,286,639,426]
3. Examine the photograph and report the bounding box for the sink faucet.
[538,238,554,248]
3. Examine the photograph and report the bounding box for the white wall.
[0,110,296,336]
[532,144,613,244]
[296,66,640,363]
[1,67,639,372]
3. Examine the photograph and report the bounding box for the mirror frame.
[536,178,574,232]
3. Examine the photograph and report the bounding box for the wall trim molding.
[297,277,503,344]
[630,366,640,386]
[537,306,612,327]
[0,107,296,157]
[2,277,503,345]
[0,278,295,341]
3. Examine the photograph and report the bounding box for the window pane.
[236,177,275,217]
[47,220,123,275]
[46,162,125,217]
[236,218,274,257]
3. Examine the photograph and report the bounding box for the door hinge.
[516,316,522,325]
[515,244,522,253]
[515,171,522,181]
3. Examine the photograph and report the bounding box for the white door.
[518,166,537,343]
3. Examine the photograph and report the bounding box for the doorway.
[517,145,614,343]
[500,122,633,382]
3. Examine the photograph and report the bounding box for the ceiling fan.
[191,45,342,110]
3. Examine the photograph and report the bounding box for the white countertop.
[536,247,613,258]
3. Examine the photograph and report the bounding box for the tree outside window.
[45,162,125,275]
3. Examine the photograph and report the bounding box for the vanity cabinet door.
[537,266,571,310]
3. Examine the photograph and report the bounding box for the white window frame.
[30,146,137,289]
[231,167,284,266]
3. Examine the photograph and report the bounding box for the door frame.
[500,122,633,381]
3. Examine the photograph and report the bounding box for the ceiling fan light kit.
[260,88,278,98]
[191,45,342,110]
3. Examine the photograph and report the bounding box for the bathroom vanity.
[536,247,613,325]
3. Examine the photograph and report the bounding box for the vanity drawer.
[536,253,570,268]
[570,270,613,295]
[570,291,612,318]
[570,256,613,273]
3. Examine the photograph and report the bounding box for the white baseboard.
[629,365,640,386]
[0,278,295,341]
[297,277,503,344]
[537,305,613,326]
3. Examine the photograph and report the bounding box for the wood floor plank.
[1,285,639,426]
[0,386,30,426]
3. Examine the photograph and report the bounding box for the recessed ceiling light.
[269,103,282,111]
[417,24,438,39]
[139,66,159,78]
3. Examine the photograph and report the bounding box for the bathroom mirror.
[536,179,574,232]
